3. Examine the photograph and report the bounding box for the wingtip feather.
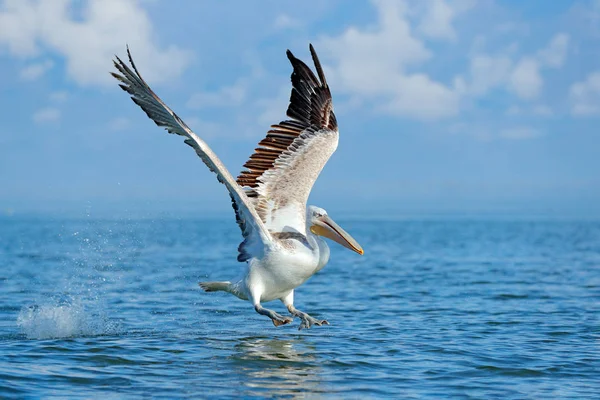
[286,49,296,62]
[309,44,327,86]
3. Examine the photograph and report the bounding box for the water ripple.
[0,218,599,398]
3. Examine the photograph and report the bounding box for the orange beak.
[310,214,364,255]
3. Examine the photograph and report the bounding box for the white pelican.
[112,44,363,329]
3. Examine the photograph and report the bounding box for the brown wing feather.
[236,44,337,198]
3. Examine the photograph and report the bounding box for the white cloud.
[49,91,68,103]
[33,107,60,124]
[108,117,130,131]
[311,1,565,118]
[187,81,246,109]
[506,104,552,117]
[538,33,569,68]
[416,0,476,41]
[183,116,233,140]
[569,72,600,116]
[499,127,541,140]
[0,0,191,86]
[184,51,276,139]
[509,57,542,99]
[257,86,290,127]
[467,54,513,96]
[463,32,569,101]
[317,0,459,119]
[377,74,459,118]
[417,0,457,41]
[450,123,544,141]
[0,0,38,56]
[19,60,53,81]
[448,122,492,141]
[532,104,552,116]
[274,14,300,30]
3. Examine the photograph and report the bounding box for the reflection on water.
[230,336,325,397]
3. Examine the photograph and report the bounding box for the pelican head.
[307,206,364,255]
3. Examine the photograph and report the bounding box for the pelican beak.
[311,215,364,255]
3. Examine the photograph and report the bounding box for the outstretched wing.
[112,47,271,261]
[237,44,339,233]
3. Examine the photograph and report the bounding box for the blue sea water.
[0,215,599,398]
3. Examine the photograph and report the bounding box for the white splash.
[17,298,118,340]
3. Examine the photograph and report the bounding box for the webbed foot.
[288,306,329,330]
[272,314,294,327]
[255,305,293,327]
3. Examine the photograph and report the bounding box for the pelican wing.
[112,48,271,261]
[237,45,339,232]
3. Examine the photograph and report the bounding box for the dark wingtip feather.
[309,44,327,87]
[110,72,123,81]
[118,83,132,93]
[126,46,143,81]
[126,45,133,64]
[286,49,295,62]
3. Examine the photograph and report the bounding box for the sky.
[1,0,599,218]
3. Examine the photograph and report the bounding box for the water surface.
[1,216,599,398]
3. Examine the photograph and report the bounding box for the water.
[1,216,599,398]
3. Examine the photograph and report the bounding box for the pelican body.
[112,45,363,329]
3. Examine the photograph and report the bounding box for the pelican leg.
[281,291,329,330]
[254,304,293,327]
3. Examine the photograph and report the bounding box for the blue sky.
[1,0,599,217]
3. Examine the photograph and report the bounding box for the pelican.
[112,44,363,329]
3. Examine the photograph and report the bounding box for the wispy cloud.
[273,14,300,30]
[183,116,227,140]
[506,104,553,117]
[462,33,570,101]
[108,117,131,131]
[257,86,289,127]
[19,60,54,81]
[450,123,542,141]
[509,57,542,99]
[569,72,600,116]
[33,107,60,124]
[537,33,569,68]
[499,127,541,140]
[532,105,553,116]
[49,91,68,103]
[187,80,247,109]
[464,53,513,96]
